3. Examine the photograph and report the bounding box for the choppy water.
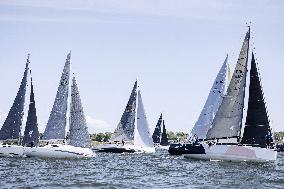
[1,150,284,189]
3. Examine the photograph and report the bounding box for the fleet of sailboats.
[0,27,279,162]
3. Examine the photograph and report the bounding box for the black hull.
[97,148,136,153]
[168,143,205,155]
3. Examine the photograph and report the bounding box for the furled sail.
[22,75,40,147]
[152,113,162,143]
[190,55,230,139]
[160,120,169,146]
[110,81,137,142]
[241,53,272,147]
[43,53,71,140]
[207,28,250,139]
[0,57,29,140]
[134,90,153,147]
[69,77,91,148]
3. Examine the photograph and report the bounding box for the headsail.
[69,76,91,148]
[134,90,153,147]
[190,55,230,139]
[160,120,169,146]
[22,74,40,147]
[207,28,250,139]
[152,113,162,143]
[241,53,272,147]
[0,56,29,140]
[43,53,71,140]
[110,81,137,142]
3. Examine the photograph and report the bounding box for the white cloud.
[86,115,112,134]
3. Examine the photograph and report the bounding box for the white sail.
[134,90,153,147]
[190,55,230,139]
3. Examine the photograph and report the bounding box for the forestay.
[69,77,91,148]
[190,55,230,139]
[134,90,153,147]
[0,58,29,140]
[110,81,137,142]
[207,29,250,139]
[43,53,71,140]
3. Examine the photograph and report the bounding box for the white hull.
[97,143,155,153]
[0,145,25,157]
[24,144,94,159]
[155,145,170,150]
[184,144,277,162]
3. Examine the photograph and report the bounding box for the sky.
[0,0,283,134]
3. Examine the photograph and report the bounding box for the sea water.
[0,149,284,188]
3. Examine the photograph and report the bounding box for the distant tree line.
[273,132,284,144]
[89,131,189,142]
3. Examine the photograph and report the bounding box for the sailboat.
[0,56,41,157]
[152,114,169,149]
[168,55,231,155]
[0,56,30,157]
[97,80,155,153]
[24,53,93,158]
[184,28,277,162]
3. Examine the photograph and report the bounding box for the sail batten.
[190,55,230,139]
[241,53,271,147]
[0,58,29,141]
[206,29,250,139]
[22,76,40,147]
[69,77,91,148]
[43,53,71,140]
[110,81,137,142]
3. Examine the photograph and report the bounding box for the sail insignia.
[190,55,230,139]
[43,53,71,140]
[0,56,29,140]
[22,74,40,147]
[152,113,162,143]
[69,76,91,148]
[110,81,138,142]
[241,53,272,147]
[206,28,250,140]
[134,90,153,147]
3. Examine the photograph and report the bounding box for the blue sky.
[0,0,283,134]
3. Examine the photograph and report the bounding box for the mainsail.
[0,57,29,140]
[207,28,250,139]
[134,90,153,147]
[69,77,91,148]
[110,81,137,142]
[190,55,230,139]
[241,53,272,147]
[160,120,169,146]
[43,53,71,140]
[152,113,162,143]
[22,75,40,147]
